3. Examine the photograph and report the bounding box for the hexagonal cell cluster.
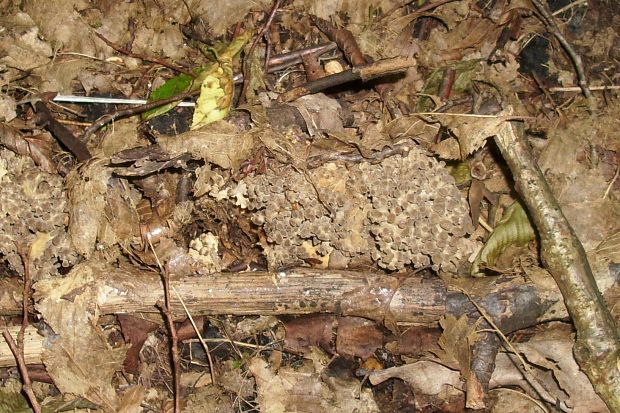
[223,146,475,272]
[188,232,222,274]
[0,150,77,278]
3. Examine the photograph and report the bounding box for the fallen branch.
[277,57,414,102]
[494,116,620,411]
[0,263,568,368]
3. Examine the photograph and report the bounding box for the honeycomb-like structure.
[0,149,77,279]
[218,147,475,272]
[188,232,222,274]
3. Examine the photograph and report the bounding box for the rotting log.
[0,263,571,367]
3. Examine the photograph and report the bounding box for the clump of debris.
[210,147,476,271]
[0,148,77,278]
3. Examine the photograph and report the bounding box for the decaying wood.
[277,57,414,102]
[0,326,44,367]
[494,118,620,411]
[0,263,568,367]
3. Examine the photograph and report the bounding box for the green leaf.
[471,201,536,276]
[141,72,196,121]
[0,390,30,413]
[143,31,252,125]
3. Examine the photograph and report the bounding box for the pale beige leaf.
[158,121,257,170]
[66,159,112,257]
[35,260,128,412]
[442,116,505,159]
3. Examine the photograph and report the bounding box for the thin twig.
[1,332,41,413]
[278,56,413,102]
[379,0,459,21]
[185,337,279,350]
[34,101,92,161]
[529,0,596,111]
[2,245,41,413]
[240,0,281,103]
[411,112,534,119]
[94,32,194,77]
[551,0,587,16]
[478,216,494,233]
[489,388,548,413]
[172,286,216,385]
[457,287,570,412]
[549,85,620,92]
[148,238,180,413]
[603,163,620,200]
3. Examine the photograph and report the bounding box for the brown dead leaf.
[181,385,235,413]
[516,329,608,413]
[118,314,160,374]
[434,314,479,379]
[357,121,395,157]
[419,16,501,66]
[431,136,462,160]
[218,360,255,400]
[440,116,505,159]
[468,178,497,229]
[249,349,379,413]
[66,158,112,257]
[385,114,439,147]
[385,326,441,356]
[489,389,547,413]
[0,124,56,173]
[283,314,336,355]
[35,259,130,412]
[231,316,279,341]
[596,230,620,263]
[199,0,271,35]
[101,179,141,247]
[369,360,464,396]
[117,385,147,413]
[157,120,256,170]
[289,93,346,136]
[0,12,52,76]
[0,94,17,122]
[336,317,383,360]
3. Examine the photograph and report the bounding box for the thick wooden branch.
[0,262,568,367]
[494,119,620,411]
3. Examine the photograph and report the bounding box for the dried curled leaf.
[0,123,55,173]
[142,31,251,124]
[191,31,252,129]
[471,201,536,276]
[35,259,129,411]
[191,66,232,128]
[435,314,479,376]
[66,159,112,257]
[438,115,505,160]
[157,120,256,170]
